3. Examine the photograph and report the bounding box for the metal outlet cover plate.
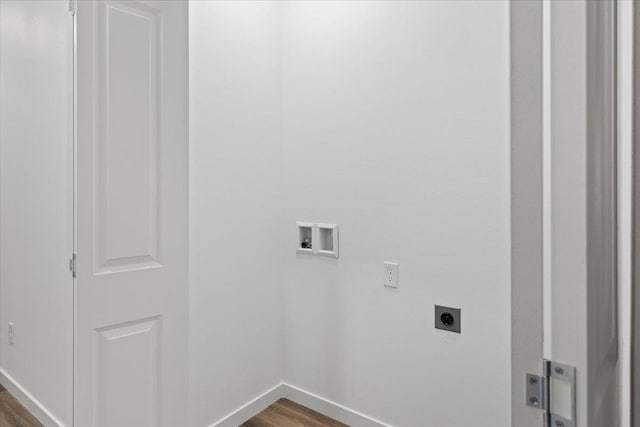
[434,305,461,333]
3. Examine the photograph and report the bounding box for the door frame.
[511,2,620,426]
[510,1,544,426]
[632,2,640,425]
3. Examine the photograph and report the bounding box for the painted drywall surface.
[0,1,73,425]
[281,2,511,426]
[188,2,285,426]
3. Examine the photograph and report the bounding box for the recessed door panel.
[97,1,160,273]
[96,318,159,427]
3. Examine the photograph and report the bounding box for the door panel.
[96,317,160,427]
[75,1,188,426]
[97,0,160,272]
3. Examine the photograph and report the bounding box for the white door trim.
[632,2,640,425]
[510,2,544,426]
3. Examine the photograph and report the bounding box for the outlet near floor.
[384,262,399,288]
[8,322,14,345]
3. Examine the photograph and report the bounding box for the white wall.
[0,1,73,426]
[190,2,512,425]
[0,2,522,426]
[281,2,511,426]
[188,2,284,426]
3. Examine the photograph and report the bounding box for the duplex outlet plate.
[434,305,461,333]
[8,322,14,345]
[383,262,399,288]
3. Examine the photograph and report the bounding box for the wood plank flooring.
[242,399,348,427]
[0,385,42,427]
[0,387,342,427]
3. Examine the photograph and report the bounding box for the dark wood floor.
[0,385,42,427]
[242,399,348,427]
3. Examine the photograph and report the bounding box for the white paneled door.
[75,1,188,426]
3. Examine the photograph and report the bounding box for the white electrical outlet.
[384,262,399,288]
[8,322,14,345]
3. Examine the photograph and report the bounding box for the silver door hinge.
[68,0,75,16]
[526,360,576,427]
[69,253,76,278]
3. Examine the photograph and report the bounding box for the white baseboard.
[282,383,389,427]
[210,382,388,427]
[211,383,284,427]
[0,368,64,427]
[0,372,387,427]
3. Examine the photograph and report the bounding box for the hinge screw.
[555,421,564,427]
[554,367,564,375]
[529,377,538,385]
[528,397,539,406]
